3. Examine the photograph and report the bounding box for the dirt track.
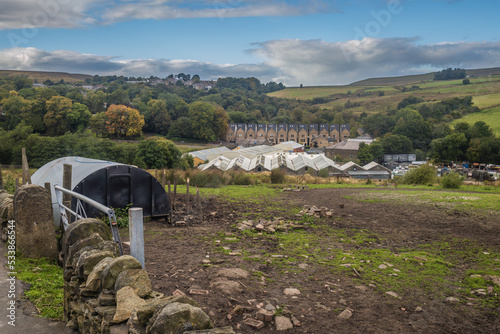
[129,188,499,334]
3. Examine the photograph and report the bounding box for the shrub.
[270,168,286,184]
[440,172,464,189]
[318,168,330,178]
[230,171,254,185]
[189,170,230,188]
[402,164,437,185]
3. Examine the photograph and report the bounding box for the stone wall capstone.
[0,190,14,242]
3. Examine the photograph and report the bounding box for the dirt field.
[125,187,500,333]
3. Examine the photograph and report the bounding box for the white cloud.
[1,38,500,86]
[0,0,336,30]
[101,0,335,22]
[0,47,278,80]
[0,0,100,30]
[252,38,500,85]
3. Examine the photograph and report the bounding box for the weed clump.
[441,172,464,189]
[402,164,436,185]
[229,171,254,185]
[189,170,231,188]
[270,168,286,184]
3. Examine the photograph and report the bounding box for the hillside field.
[268,73,500,135]
[0,69,92,83]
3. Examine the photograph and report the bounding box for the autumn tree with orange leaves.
[104,104,145,138]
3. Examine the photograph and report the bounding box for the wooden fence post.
[197,187,202,220]
[173,175,177,210]
[44,182,52,202]
[129,208,145,269]
[63,164,72,218]
[21,148,32,185]
[167,181,172,223]
[161,169,166,188]
[186,178,190,214]
[0,164,3,190]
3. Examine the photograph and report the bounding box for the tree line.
[1,73,499,167]
[358,95,499,164]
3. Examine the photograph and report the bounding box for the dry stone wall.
[0,189,14,242]
[62,218,235,334]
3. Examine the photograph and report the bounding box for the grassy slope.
[0,69,92,83]
[268,70,500,135]
[451,106,500,134]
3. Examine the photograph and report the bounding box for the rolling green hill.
[268,68,500,136]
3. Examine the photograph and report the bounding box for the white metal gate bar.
[54,185,123,255]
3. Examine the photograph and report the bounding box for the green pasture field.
[473,93,500,109]
[452,106,500,136]
[268,86,358,99]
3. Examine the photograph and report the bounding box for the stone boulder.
[147,302,213,334]
[101,255,143,290]
[61,218,112,260]
[184,327,236,334]
[0,190,14,221]
[71,241,119,269]
[86,257,115,291]
[210,278,244,295]
[13,184,58,260]
[113,286,147,323]
[115,269,152,298]
[66,233,105,267]
[136,295,200,325]
[76,249,117,279]
[216,268,249,280]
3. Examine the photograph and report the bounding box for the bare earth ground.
[121,188,500,334]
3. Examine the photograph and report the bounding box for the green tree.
[104,104,145,138]
[1,91,31,130]
[43,96,74,135]
[393,116,431,150]
[213,105,229,140]
[380,134,413,154]
[357,142,373,164]
[135,137,181,169]
[333,112,345,125]
[85,90,107,114]
[467,137,500,163]
[430,133,468,162]
[89,112,108,137]
[369,141,384,162]
[168,117,192,139]
[68,102,92,132]
[145,99,171,135]
[188,101,226,142]
[468,121,493,139]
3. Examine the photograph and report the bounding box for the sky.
[0,0,499,86]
